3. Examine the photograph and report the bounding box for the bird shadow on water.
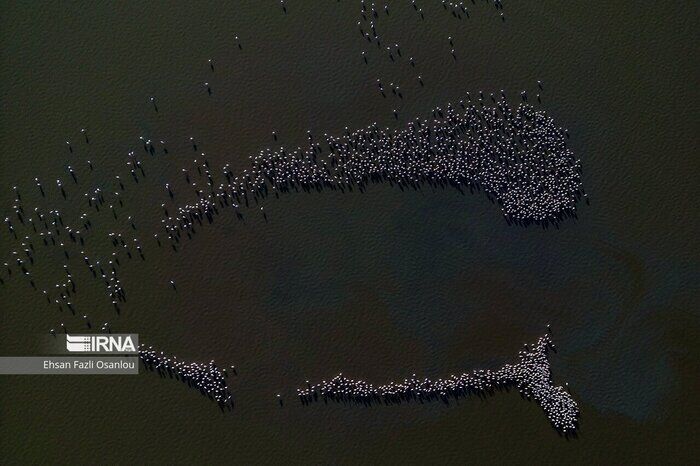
[296,335,580,438]
[140,358,236,413]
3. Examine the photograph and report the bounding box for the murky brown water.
[1,1,698,463]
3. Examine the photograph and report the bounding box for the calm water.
[1,1,698,464]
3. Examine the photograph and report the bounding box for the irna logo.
[65,334,137,353]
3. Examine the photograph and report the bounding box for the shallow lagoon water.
[0,1,698,463]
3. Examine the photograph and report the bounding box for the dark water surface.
[1,1,698,464]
